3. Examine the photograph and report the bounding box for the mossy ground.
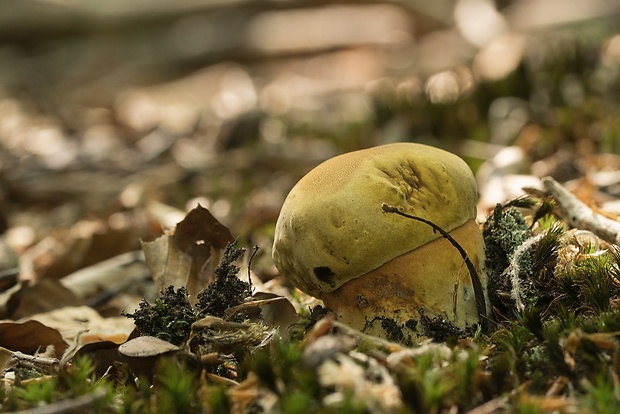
[5,198,620,413]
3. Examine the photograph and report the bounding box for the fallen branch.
[542,176,620,245]
[13,351,59,374]
[13,351,58,366]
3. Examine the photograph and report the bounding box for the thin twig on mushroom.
[382,204,489,332]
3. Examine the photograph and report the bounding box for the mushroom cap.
[272,142,479,295]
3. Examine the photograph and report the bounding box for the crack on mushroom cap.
[272,143,478,295]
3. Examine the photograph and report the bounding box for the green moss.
[484,206,531,263]
[250,338,323,412]
[196,244,253,320]
[5,357,114,413]
[123,286,196,345]
[582,371,620,414]
[484,203,566,315]
[154,358,200,414]
[12,377,57,407]
[396,344,491,413]
[554,249,620,315]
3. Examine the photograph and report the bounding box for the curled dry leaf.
[517,395,578,412]
[60,250,146,300]
[229,372,272,414]
[318,351,402,413]
[302,334,357,368]
[305,314,336,344]
[142,205,234,303]
[0,320,67,357]
[543,176,620,245]
[72,340,125,376]
[191,316,250,334]
[0,346,16,373]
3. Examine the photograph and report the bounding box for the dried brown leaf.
[10,279,82,320]
[0,346,16,373]
[60,250,146,300]
[73,340,123,376]
[23,305,134,345]
[19,219,139,282]
[0,320,67,357]
[142,233,191,290]
[142,205,234,302]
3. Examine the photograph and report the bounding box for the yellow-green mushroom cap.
[272,142,479,296]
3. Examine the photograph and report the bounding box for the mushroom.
[272,142,489,339]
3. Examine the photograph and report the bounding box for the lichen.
[483,204,533,310]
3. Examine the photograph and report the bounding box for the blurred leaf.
[0,320,67,357]
[0,346,16,373]
[19,220,139,282]
[9,279,82,320]
[24,306,134,346]
[72,340,124,376]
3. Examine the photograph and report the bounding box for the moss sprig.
[196,244,253,320]
[124,286,196,345]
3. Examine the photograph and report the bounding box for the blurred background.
[1,0,620,286]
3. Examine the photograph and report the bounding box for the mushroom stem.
[382,204,489,331]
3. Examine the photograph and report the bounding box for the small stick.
[13,351,58,366]
[247,245,259,286]
[381,204,488,332]
[542,176,620,245]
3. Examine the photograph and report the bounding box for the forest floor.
[1,1,620,413]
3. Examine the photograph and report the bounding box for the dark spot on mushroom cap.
[314,266,336,288]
